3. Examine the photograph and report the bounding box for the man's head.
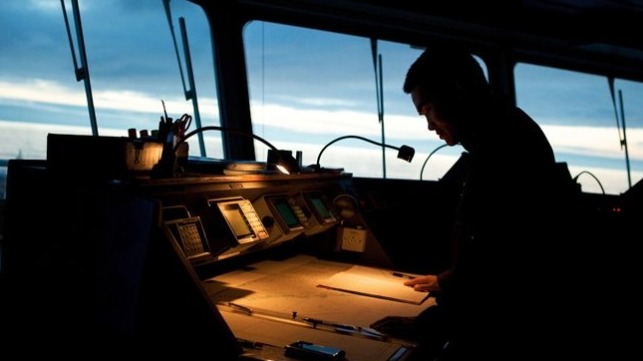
[404,46,490,146]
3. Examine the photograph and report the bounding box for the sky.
[1,0,642,196]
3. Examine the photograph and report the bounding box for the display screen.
[271,198,300,228]
[310,197,331,219]
[220,203,253,238]
[306,193,335,222]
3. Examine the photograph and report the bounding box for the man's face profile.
[411,87,457,146]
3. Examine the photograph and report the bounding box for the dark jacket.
[435,103,574,358]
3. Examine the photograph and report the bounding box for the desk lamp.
[313,135,415,171]
[173,125,300,175]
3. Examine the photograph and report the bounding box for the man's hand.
[403,274,440,292]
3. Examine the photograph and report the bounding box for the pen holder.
[125,139,164,177]
[151,133,191,178]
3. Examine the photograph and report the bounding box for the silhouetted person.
[372,46,576,360]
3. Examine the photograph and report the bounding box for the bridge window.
[0,0,218,199]
[515,63,643,195]
[243,21,467,180]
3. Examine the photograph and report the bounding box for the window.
[244,21,466,180]
[0,0,218,198]
[515,63,643,195]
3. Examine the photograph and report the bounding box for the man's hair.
[403,46,489,99]
[403,46,493,133]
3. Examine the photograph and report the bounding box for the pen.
[301,317,387,340]
[392,272,416,280]
[332,323,357,331]
[161,99,169,121]
[301,317,354,330]
[301,317,324,327]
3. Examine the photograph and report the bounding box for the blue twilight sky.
[1,0,642,195]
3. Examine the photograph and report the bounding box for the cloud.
[1,74,641,196]
[249,100,643,160]
[3,77,641,162]
[28,0,67,12]
[0,78,218,117]
[0,79,87,107]
[542,124,643,160]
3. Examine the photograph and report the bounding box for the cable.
[419,144,448,180]
[174,125,278,154]
[573,170,605,194]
